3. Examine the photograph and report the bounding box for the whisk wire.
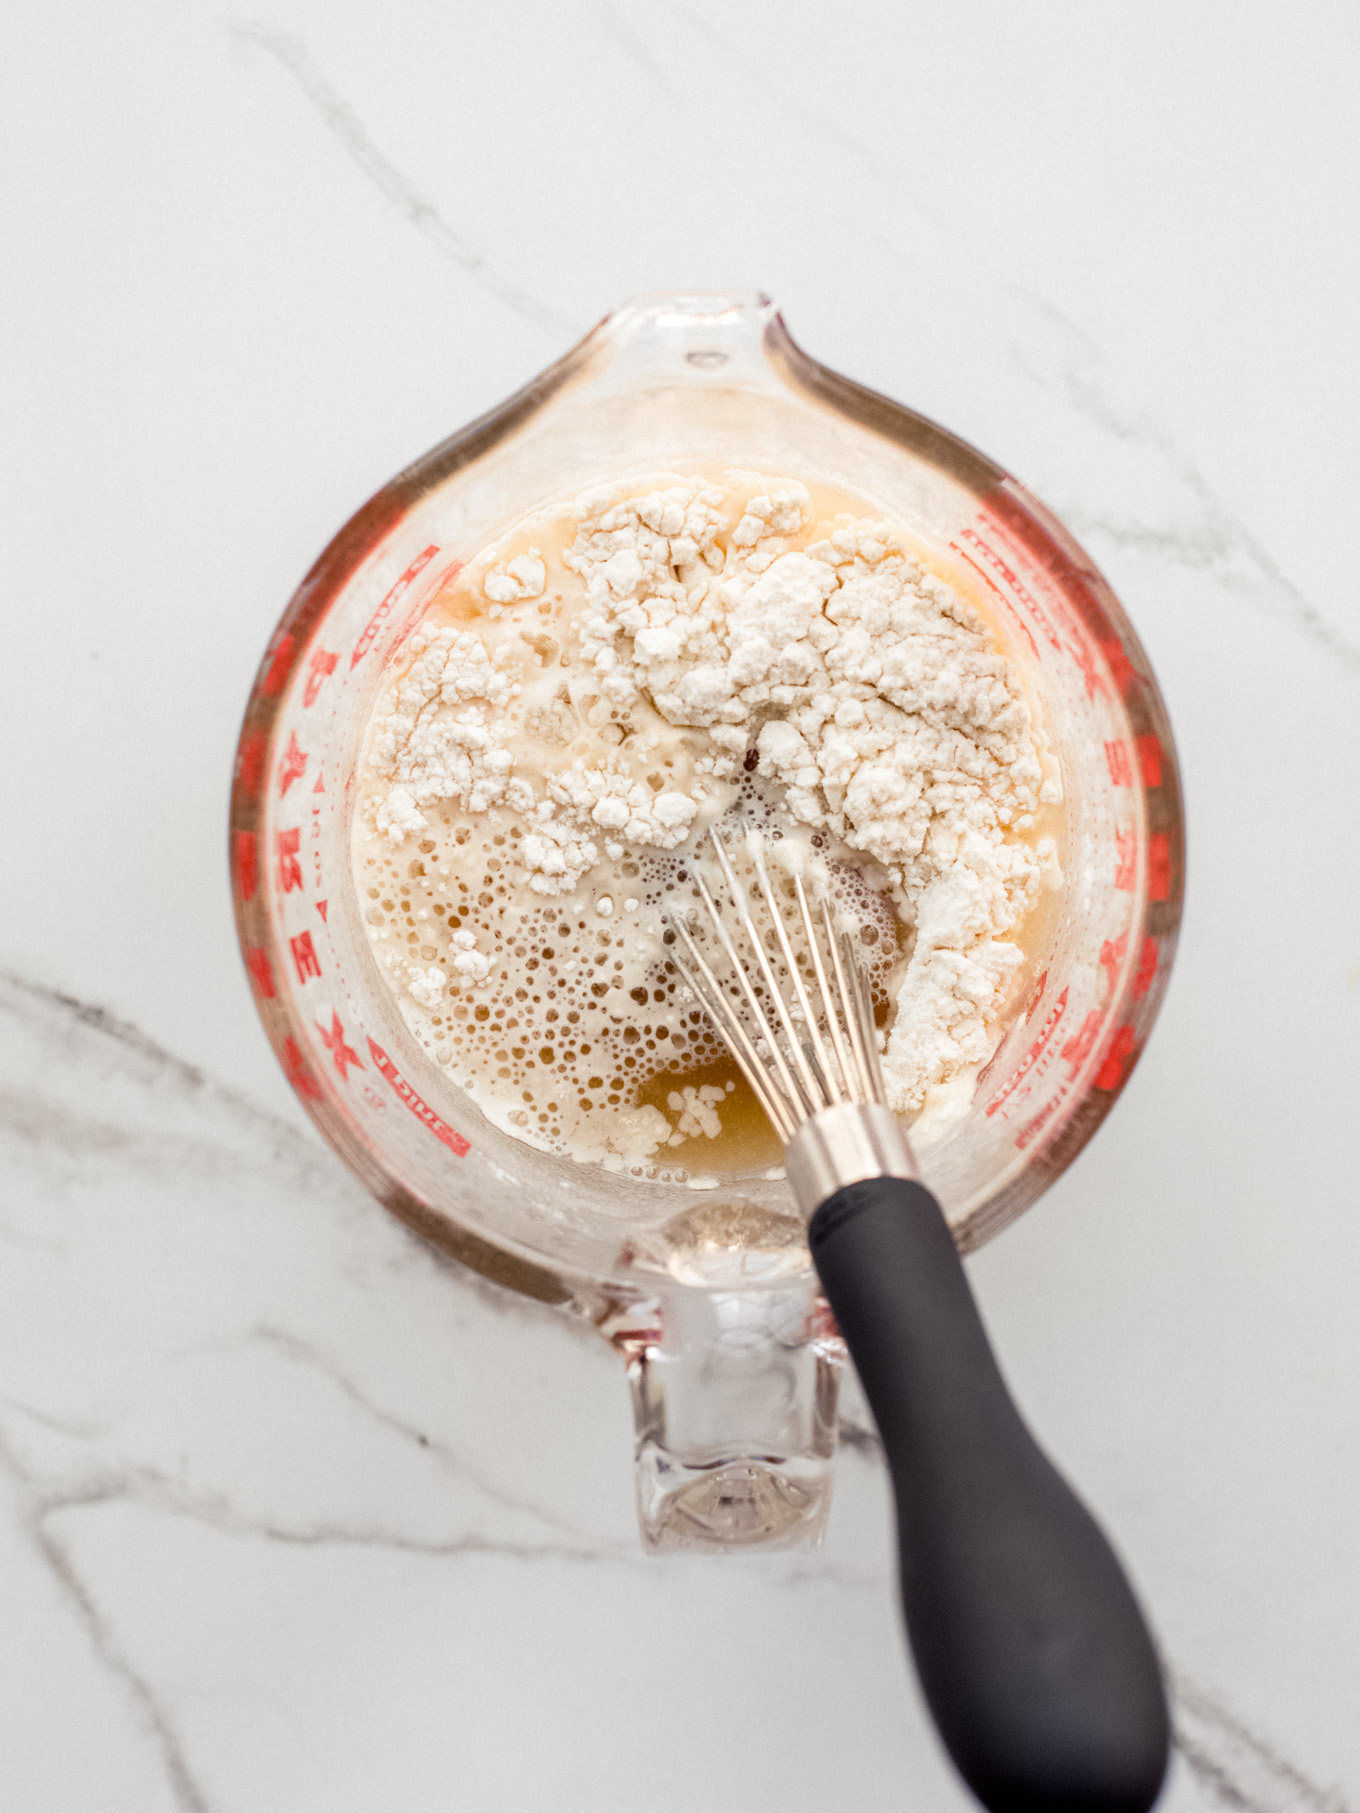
[824,904,877,1104]
[855,950,888,1102]
[668,828,890,1132]
[709,832,822,1118]
[794,872,861,1105]
[668,912,797,1140]
[667,852,1167,1798]
[749,842,847,1108]
[695,859,809,1120]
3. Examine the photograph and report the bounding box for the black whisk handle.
[809,1177,1169,1813]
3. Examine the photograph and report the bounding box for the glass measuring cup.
[229,293,1184,1553]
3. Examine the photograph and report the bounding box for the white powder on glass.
[352,473,1059,1171]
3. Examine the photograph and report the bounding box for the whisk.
[670,829,1169,1813]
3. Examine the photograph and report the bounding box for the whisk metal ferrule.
[785,1101,918,1220]
[667,827,921,1216]
[665,841,1170,1808]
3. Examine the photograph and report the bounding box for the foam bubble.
[348,467,1045,1173]
[354,778,905,1174]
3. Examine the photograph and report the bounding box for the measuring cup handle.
[809,1177,1169,1813]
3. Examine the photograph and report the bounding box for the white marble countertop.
[3,4,1358,1808]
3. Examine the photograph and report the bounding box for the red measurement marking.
[1148,831,1172,902]
[289,930,321,983]
[406,553,466,626]
[957,525,1063,652]
[977,966,1051,1091]
[603,1301,664,1361]
[1137,733,1163,789]
[318,1012,363,1079]
[237,729,267,797]
[316,899,329,922]
[275,827,303,893]
[244,946,276,999]
[1101,637,1137,697]
[1061,1008,1104,1079]
[1023,968,1050,1016]
[312,771,325,793]
[1099,932,1128,998]
[949,542,1038,657]
[985,985,1068,1117]
[1104,740,1133,787]
[260,634,294,699]
[810,1296,841,1344]
[235,830,258,902]
[977,490,1131,686]
[1095,1024,1137,1091]
[350,545,441,669]
[277,730,307,797]
[1133,935,1158,999]
[303,646,339,707]
[1114,829,1137,892]
[1067,635,1107,702]
[1153,833,1175,906]
[281,1034,323,1100]
[367,1037,470,1156]
[1015,1094,1061,1151]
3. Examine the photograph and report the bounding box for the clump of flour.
[353,472,1058,1162]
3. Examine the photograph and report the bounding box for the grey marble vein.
[1008,316,1360,680]
[667,0,901,192]
[594,1,685,106]
[1,1415,611,1566]
[647,8,1359,689]
[0,970,327,1181]
[0,1399,618,1813]
[231,23,578,338]
[0,1428,215,1813]
[1173,1676,1350,1813]
[835,1410,883,1454]
[0,969,575,1334]
[0,970,629,1548]
[0,962,1341,1811]
[243,1321,609,1548]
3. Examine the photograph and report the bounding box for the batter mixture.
[350,473,1062,1178]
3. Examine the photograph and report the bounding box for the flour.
[352,472,1059,1170]
[483,550,547,603]
[368,625,521,841]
